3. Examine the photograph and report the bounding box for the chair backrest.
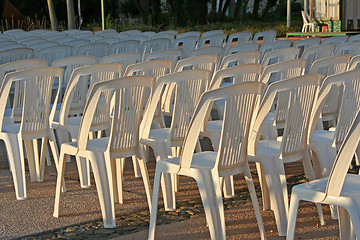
[171,35,199,58]
[94,29,117,36]
[301,10,310,24]
[50,36,77,44]
[120,30,142,36]
[179,81,264,171]
[325,109,360,198]
[301,44,335,73]
[225,32,253,48]
[334,42,360,56]
[219,51,261,69]
[249,74,322,157]
[63,39,90,55]
[321,35,348,46]
[259,40,292,55]
[36,45,72,65]
[293,37,321,57]
[143,49,182,66]
[309,55,351,77]
[348,34,360,43]
[95,37,121,45]
[253,30,277,44]
[108,40,140,55]
[177,31,201,39]
[77,76,155,159]
[140,69,211,146]
[74,32,94,39]
[222,43,260,56]
[151,33,176,40]
[0,67,64,136]
[100,53,141,72]
[59,63,123,124]
[201,30,225,39]
[261,47,300,66]
[308,69,360,149]
[198,33,227,48]
[174,54,219,74]
[77,42,109,58]
[140,38,171,56]
[29,42,59,55]
[24,39,51,46]
[188,46,223,58]
[124,59,173,78]
[0,48,34,65]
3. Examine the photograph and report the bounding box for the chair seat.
[256,140,282,156]
[142,128,170,144]
[1,123,20,134]
[64,137,109,153]
[311,130,334,144]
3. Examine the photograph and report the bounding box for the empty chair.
[124,59,173,78]
[197,33,227,48]
[141,31,156,38]
[36,45,72,65]
[140,38,171,57]
[287,89,360,240]
[86,35,104,43]
[74,32,94,39]
[0,48,34,65]
[54,76,154,229]
[334,41,360,56]
[108,40,140,55]
[120,29,142,36]
[76,42,109,59]
[301,44,335,73]
[25,39,53,46]
[188,46,223,58]
[63,29,85,36]
[248,74,323,236]
[261,47,300,66]
[151,32,176,40]
[0,43,26,52]
[293,37,321,57]
[321,36,348,46]
[94,29,117,36]
[222,42,260,56]
[44,34,70,42]
[171,36,199,58]
[225,31,252,48]
[3,29,25,37]
[17,36,43,44]
[301,10,315,32]
[219,51,261,69]
[63,39,91,55]
[253,30,277,44]
[100,53,141,72]
[144,49,182,66]
[148,81,266,240]
[176,31,201,39]
[29,42,58,55]
[95,37,120,45]
[126,35,149,45]
[160,30,178,35]
[259,39,292,56]
[0,67,63,200]
[174,54,219,74]
[50,36,77,44]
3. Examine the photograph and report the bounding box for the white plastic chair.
[148,81,266,240]
[348,34,360,42]
[0,43,26,52]
[253,30,277,44]
[177,31,201,39]
[174,54,219,74]
[36,45,72,65]
[261,47,300,66]
[222,42,260,56]
[29,42,59,55]
[151,32,176,40]
[120,29,142,36]
[301,10,315,32]
[287,109,360,239]
[321,35,348,46]
[201,29,225,39]
[301,44,335,73]
[293,37,321,57]
[334,41,360,56]
[198,33,227,48]
[0,48,34,65]
[53,76,154,228]
[95,37,121,45]
[348,55,360,70]
[108,40,140,55]
[54,63,123,188]
[76,42,109,59]
[94,29,117,36]
[259,39,292,56]
[171,36,199,58]
[248,74,323,236]
[63,39,90,55]
[188,46,223,58]
[0,67,63,200]
[140,38,171,57]
[225,32,252,48]
[143,48,182,66]
[219,51,261,69]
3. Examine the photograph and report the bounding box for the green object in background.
[315,20,341,32]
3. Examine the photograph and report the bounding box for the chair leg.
[148,167,162,240]
[89,153,116,228]
[344,206,360,240]
[256,162,270,211]
[195,170,226,240]
[39,137,48,182]
[49,129,60,169]
[75,156,91,188]
[243,166,266,240]
[115,158,123,204]
[138,157,152,213]
[286,190,301,240]
[132,155,141,178]
[338,206,353,240]
[4,134,27,200]
[53,151,68,217]
[24,139,37,182]
[222,176,235,199]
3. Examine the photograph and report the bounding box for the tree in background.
[66,0,76,29]
[47,0,58,30]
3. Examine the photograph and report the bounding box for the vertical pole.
[304,0,308,15]
[101,0,105,30]
[287,0,291,28]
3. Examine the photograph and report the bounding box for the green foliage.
[120,0,139,17]
[263,0,302,21]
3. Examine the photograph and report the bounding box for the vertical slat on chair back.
[218,92,261,169]
[174,55,219,74]
[301,44,335,73]
[0,48,34,65]
[108,40,140,55]
[170,71,210,143]
[281,78,320,156]
[124,60,173,78]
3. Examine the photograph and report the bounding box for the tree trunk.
[234,0,242,18]
[150,0,161,22]
[252,0,260,20]
[242,0,248,19]
[221,0,231,19]
[47,0,58,30]
[262,0,278,18]
[210,0,217,22]
[66,0,76,29]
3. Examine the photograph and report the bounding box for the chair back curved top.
[174,54,219,74]
[140,38,171,56]
[259,40,292,55]
[144,49,182,66]
[223,42,260,56]
[197,33,227,48]
[77,42,109,58]
[108,40,140,55]
[188,46,223,58]
[261,47,300,66]
[100,53,141,72]
[348,34,360,42]
[124,59,173,78]
[301,44,335,73]
[0,48,34,65]
[334,41,360,56]
[253,30,277,44]
[348,55,360,70]
[36,45,72,65]
[219,51,261,69]
[293,37,321,57]
[177,31,201,39]
[225,32,252,48]
[321,35,348,46]
[171,36,199,58]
